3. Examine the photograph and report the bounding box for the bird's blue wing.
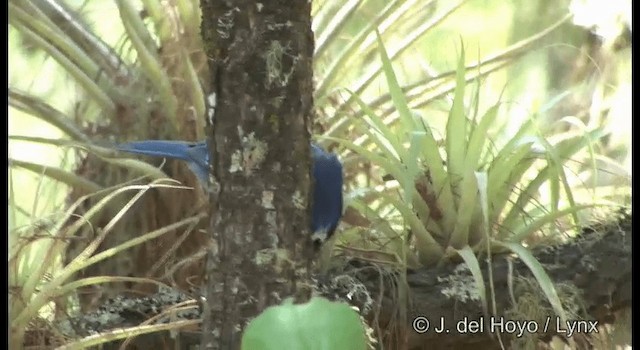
[310,143,344,242]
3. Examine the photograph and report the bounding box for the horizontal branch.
[322,209,632,349]
[54,210,631,350]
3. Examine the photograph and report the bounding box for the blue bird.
[116,140,343,243]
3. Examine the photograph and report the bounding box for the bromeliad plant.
[8,176,203,348]
[328,34,608,325]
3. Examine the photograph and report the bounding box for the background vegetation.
[8,0,631,348]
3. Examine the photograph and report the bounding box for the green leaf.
[384,195,444,265]
[456,246,488,316]
[344,89,405,161]
[115,0,178,123]
[509,204,597,242]
[325,135,405,188]
[9,158,103,194]
[486,136,541,224]
[242,298,367,350]
[501,128,607,230]
[465,104,500,171]
[376,30,417,135]
[9,3,115,114]
[348,198,400,240]
[446,40,468,185]
[493,241,568,324]
[449,168,479,248]
[471,171,489,246]
[315,0,404,99]
[9,89,91,143]
[403,131,427,205]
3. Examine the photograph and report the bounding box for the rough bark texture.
[198,1,315,348]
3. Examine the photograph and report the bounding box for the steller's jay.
[115,140,343,243]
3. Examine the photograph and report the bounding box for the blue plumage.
[116,140,343,242]
[309,144,343,243]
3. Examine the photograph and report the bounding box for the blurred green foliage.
[242,297,368,350]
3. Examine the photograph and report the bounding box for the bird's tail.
[116,140,200,161]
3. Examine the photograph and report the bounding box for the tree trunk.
[198,1,315,348]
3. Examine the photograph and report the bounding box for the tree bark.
[198,1,315,348]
